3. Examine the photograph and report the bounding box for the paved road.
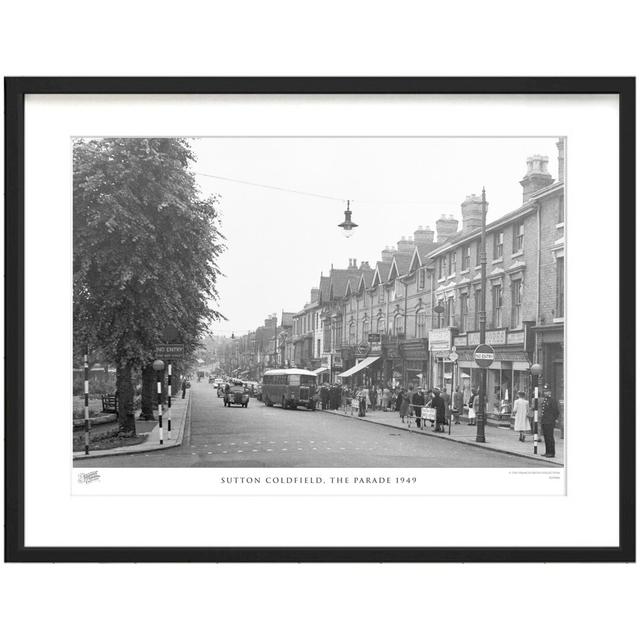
[76,382,555,468]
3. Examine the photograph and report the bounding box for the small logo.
[78,470,101,484]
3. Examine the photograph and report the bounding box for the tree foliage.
[73,138,225,432]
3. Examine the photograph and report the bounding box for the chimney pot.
[520,154,554,202]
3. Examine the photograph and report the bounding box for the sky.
[190,137,560,337]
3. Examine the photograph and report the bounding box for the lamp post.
[152,359,165,445]
[530,362,543,455]
[476,187,488,443]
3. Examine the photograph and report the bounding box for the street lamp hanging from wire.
[338,200,358,238]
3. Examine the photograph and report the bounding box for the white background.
[1,2,638,640]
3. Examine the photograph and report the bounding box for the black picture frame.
[4,77,635,563]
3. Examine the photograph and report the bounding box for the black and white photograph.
[72,135,566,473]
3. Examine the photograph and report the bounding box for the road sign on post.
[448,351,459,362]
[473,344,495,368]
[156,344,185,359]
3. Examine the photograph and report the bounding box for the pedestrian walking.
[181,378,187,399]
[370,386,377,411]
[512,390,531,442]
[357,387,367,417]
[468,388,477,425]
[399,389,410,423]
[452,386,463,424]
[320,385,329,410]
[539,384,560,458]
[413,387,425,429]
[430,387,446,432]
[364,386,371,411]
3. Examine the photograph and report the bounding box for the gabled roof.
[389,253,412,280]
[371,261,392,287]
[329,269,361,299]
[357,269,375,292]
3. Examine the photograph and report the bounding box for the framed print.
[4,77,635,562]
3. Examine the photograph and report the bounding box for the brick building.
[233,140,565,426]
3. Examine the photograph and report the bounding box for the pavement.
[72,390,191,460]
[319,407,564,466]
[75,383,560,468]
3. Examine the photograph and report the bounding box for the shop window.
[460,293,468,332]
[493,231,504,260]
[416,310,426,338]
[463,245,471,271]
[556,257,564,318]
[491,283,503,328]
[513,221,524,253]
[511,279,522,328]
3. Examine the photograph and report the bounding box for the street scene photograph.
[73,136,566,470]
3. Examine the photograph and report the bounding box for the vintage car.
[224,383,249,408]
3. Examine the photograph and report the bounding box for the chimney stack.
[397,236,415,254]
[435,214,458,243]
[347,258,358,270]
[381,246,394,263]
[413,225,435,244]
[359,261,371,270]
[460,194,485,234]
[556,138,565,182]
[310,287,320,303]
[520,155,554,202]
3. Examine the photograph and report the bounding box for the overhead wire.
[195,172,459,207]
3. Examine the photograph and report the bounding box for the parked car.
[224,383,249,408]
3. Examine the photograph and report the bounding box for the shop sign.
[467,330,506,346]
[486,329,507,345]
[334,356,343,368]
[453,335,468,347]
[321,354,332,367]
[369,342,382,354]
[428,328,451,351]
[507,330,524,345]
[368,333,381,343]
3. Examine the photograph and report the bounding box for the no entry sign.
[473,343,495,368]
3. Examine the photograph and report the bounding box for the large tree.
[73,138,225,434]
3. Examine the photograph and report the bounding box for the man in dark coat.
[412,388,425,429]
[539,384,560,458]
[452,386,464,424]
[430,388,446,432]
[320,385,329,410]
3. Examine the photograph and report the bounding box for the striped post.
[157,374,163,445]
[83,352,90,455]
[167,362,172,434]
[533,381,539,455]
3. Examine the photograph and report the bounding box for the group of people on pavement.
[317,379,560,459]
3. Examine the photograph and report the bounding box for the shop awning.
[337,356,380,378]
[313,367,329,374]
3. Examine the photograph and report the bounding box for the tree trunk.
[140,363,156,420]
[116,361,136,435]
